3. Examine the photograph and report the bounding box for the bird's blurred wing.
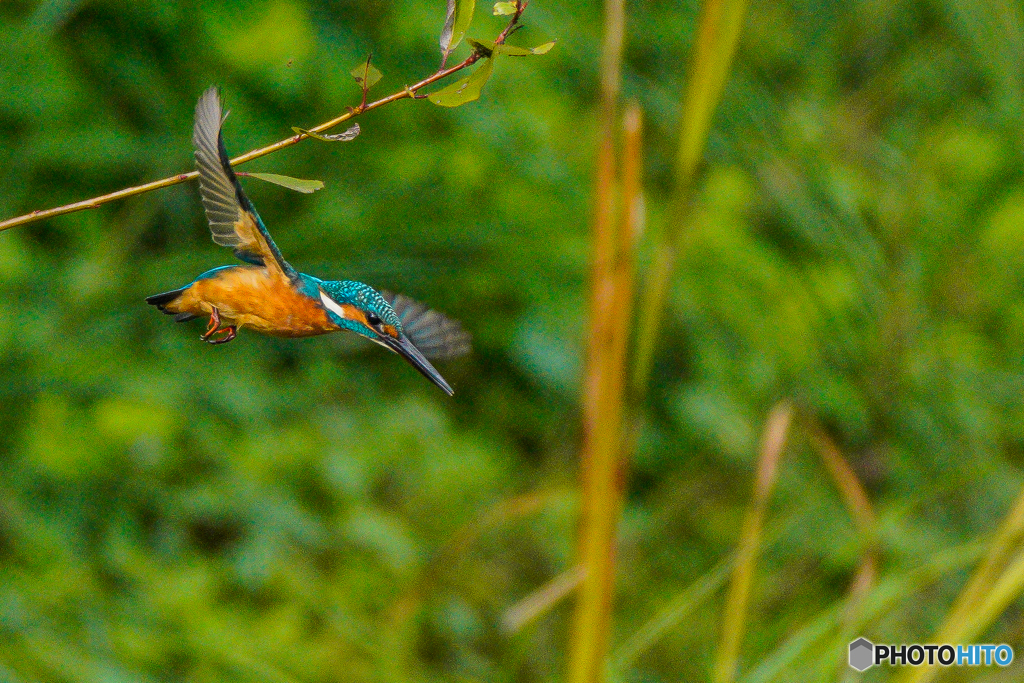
[193,87,297,281]
[382,292,471,360]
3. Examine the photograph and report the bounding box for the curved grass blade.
[714,402,793,683]
[612,557,732,670]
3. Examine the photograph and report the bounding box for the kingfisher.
[146,87,469,395]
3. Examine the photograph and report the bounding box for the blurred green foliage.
[2,0,1024,682]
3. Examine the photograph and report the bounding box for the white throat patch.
[319,290,351,320]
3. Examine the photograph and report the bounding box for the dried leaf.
[440,0,476,58]
[243,173,324,194]
[291,124,361,142]
[441,0,456,53]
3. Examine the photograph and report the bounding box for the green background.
[2,0,1024,681]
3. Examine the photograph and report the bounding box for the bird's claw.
[201,307,237,344]
[206,326,237,344]
[201,307,221,340]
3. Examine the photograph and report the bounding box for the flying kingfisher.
[146,88,469,395]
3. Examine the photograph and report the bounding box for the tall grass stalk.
[632,0,749,392]
[898,482,1024,683]
[600,1,748,676]
[713,402,793,683]
[568,104,643,683]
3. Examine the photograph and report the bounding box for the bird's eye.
[366,312,382,327]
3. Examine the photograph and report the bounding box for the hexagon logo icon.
[849,637,875,671]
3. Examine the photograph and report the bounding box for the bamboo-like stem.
[568,105,642,683]
[713,401,792,683]
[565,0,630,677]
[0,4,530,233]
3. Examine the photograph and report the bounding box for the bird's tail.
[145,287,198,322]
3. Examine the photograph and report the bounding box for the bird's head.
[317,280,459,396]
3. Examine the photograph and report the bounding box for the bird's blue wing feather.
[193,87,297,279]
[382,292,471,360]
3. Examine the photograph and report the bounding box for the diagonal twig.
[0,5,530,233]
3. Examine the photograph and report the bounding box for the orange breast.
[174,267,339,337]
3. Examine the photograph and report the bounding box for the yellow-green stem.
[631,0,749,392]
[568,104,642,683]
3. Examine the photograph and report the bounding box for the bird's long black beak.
[383,334,455,396]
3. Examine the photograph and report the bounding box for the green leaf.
[452,0,477,51]
[350,57,382,90]
[242,173,324,194]
[495,41,556,56]
[528,41,556,55]
[440,0,476,58]
[428,55,495,107]
[492,1,517,15]
[291,123,361,142]
[467,38,495,57]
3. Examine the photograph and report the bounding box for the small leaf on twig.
[350,57,382,90]
[495,41,556,56]
[291,124,361,142]
[493,1,518,15]
[241,173,325,194]
[440,0,476,60]
[428,56,495,107]
[467,37,495,57]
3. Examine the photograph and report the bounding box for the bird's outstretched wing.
[193,87,297,281]
[382,292,471,360]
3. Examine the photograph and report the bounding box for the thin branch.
[0,7,529,233]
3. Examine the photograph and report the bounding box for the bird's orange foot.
[206,325,237,345]
[201,307,236,344]
[201,307,222,340]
